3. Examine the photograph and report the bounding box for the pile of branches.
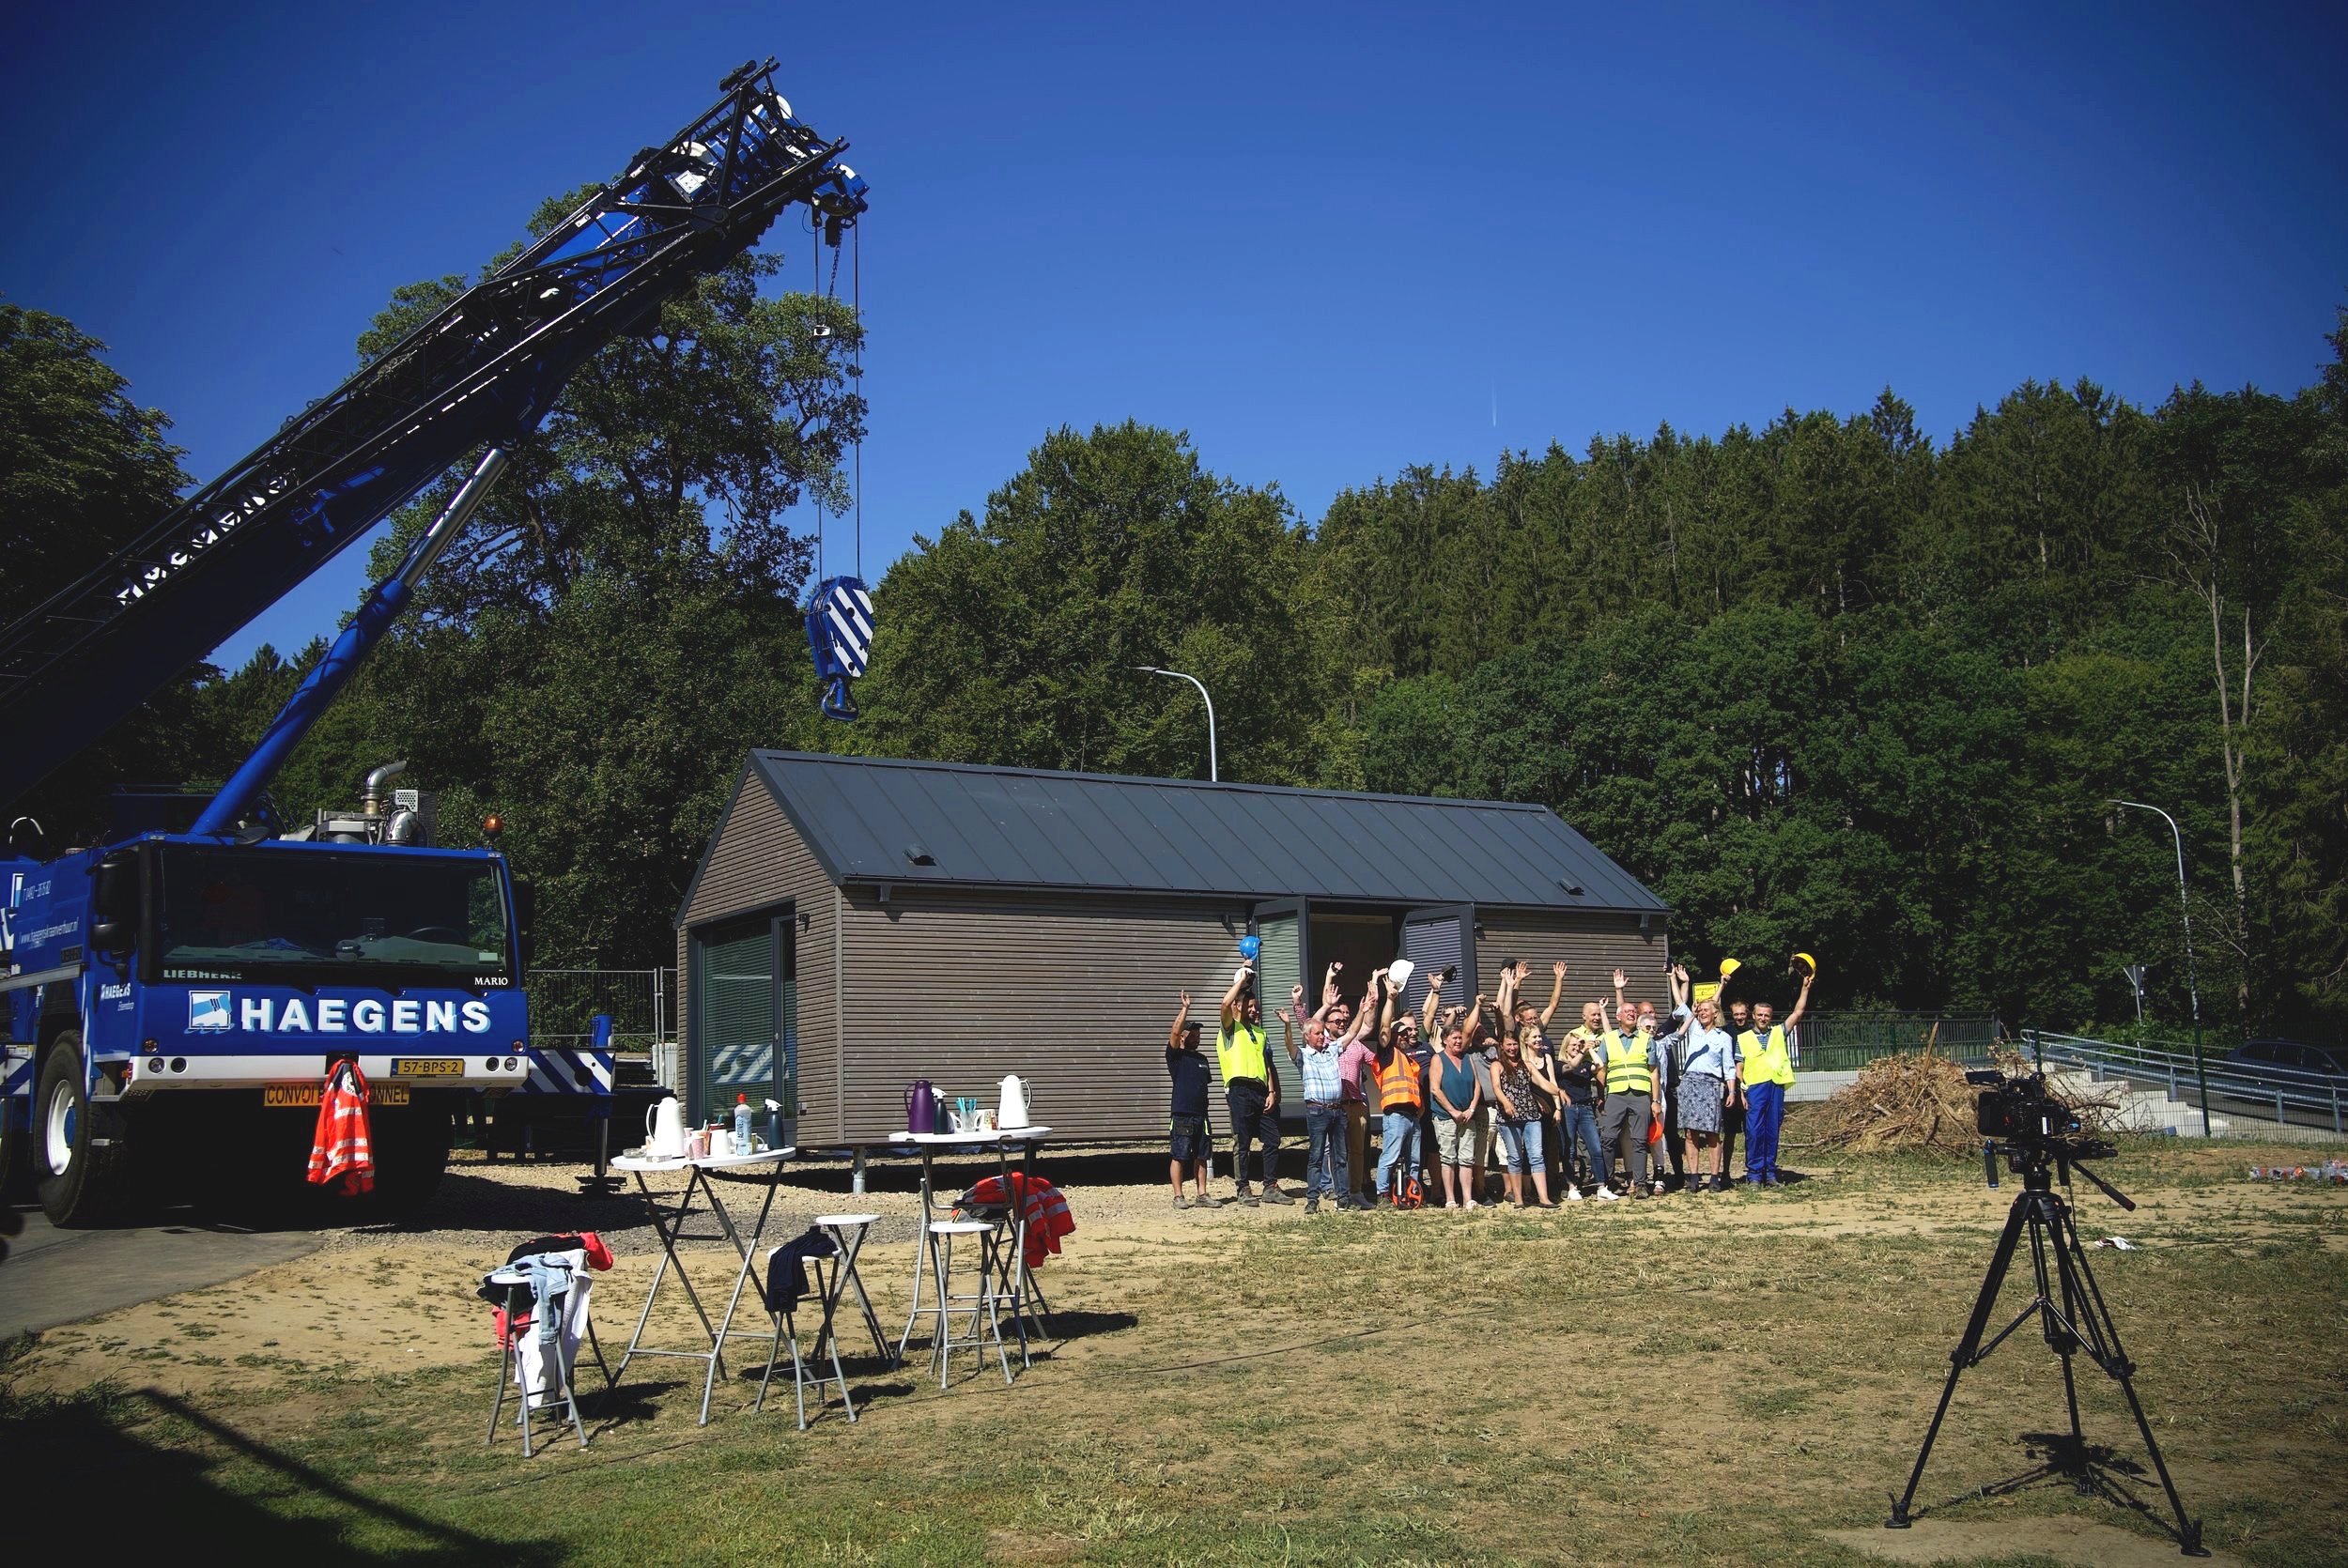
[1808,1041,2132,1154]
[1810,1050,1985,1155]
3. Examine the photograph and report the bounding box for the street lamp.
[1134,666,1218,782]
[2109,798,2206,1132]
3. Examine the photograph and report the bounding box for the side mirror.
[90,853,137,954]
[511,878,535,976]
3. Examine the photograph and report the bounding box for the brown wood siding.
[834,885,1249,1141]
[674,771,837,1129]
[1469,910,1673,1023]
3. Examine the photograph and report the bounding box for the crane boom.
[0,57,867,807]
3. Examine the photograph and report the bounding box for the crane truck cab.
[2,779,564,1225]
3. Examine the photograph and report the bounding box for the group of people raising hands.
[1165,949,1813,1214]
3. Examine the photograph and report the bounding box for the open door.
[690,904,795,1130]
[1249,899,1309,1036]
[1400,904,1475,1031]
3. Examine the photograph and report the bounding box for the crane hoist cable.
[802,203,871,722]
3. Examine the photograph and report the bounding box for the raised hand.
[1552,961,1567,980]
[1672,962,1689,984]
[1612,967,1628,991]
[1178,989,1191,1007]
[1274,1007,1293,1023]
[1290,983,1305,1010]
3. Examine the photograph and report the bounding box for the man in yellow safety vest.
[1220,961,1292,1206]
[1593,979,1660,1200]
[1736,969,1812,1187]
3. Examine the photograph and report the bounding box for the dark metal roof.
[734,752,1665,914]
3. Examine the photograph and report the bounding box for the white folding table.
[610,1145,795,1424]
[888,1126,1055,1371]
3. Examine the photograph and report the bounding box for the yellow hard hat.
[1792,951,1818,978]
[1717,958,1741,981]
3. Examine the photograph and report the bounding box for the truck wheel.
[35,1034,129,1227]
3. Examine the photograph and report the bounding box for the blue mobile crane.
[1,60,868,1224]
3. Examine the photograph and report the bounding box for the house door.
[1249,898,1308,1116]
[1400,904,1475,1033]
[690,905,795,1127]
[1244,893,1307,1028]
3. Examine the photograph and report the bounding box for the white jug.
[646,1095,686,1158]
[997,1074,1031,1130]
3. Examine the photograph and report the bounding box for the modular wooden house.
[675,753,1672,1142]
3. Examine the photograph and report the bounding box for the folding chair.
[481,1242,615,1456]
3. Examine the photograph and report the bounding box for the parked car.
[2227,1038,2348,1078]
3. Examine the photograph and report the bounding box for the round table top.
[612,1145,796,1174]
[886,1125,1053,1145]
[812,1212,881,1228]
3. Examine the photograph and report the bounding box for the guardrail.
[2022,1029,2346,1134]
[1799,1012,2000,1073]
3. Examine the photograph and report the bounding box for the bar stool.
[753,1213,890,1429]
[922,1219,1012,1389]
[755,1247,846,1429]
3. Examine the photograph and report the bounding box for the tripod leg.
[1890,1191,2032,1528]
[2054,1206,2209,1556]
[2021,1199,2092,1487]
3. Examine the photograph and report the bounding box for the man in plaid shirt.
[1280,983,1353,1214]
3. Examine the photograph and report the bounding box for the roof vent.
[1560,882,1585,897]
[904,842,935,867]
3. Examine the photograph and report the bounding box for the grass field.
[6,1131,2344,1566]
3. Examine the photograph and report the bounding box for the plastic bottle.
[734,1094,754,1152]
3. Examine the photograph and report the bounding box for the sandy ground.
[16,1141,2339,1405]
[8,1136,2343,1566]
[1823,1519,2248,1567]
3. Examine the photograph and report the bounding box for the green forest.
[6,229,2343,1039]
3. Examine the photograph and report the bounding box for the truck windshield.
[153,845,510,979]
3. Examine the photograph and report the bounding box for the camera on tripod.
[1890,1067,2204,1554]
[1971,1068,2078,1140]
[1968,1068,2117,1186]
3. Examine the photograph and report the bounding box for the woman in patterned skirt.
[1666,964,1738,1192]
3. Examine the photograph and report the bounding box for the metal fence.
[2021,1028,2347,1135]
[530,968,677,1055]
[1798,1011,2003,1073]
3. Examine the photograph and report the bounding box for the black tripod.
[1887,1141,2206,1557]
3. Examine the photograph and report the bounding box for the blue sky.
[6,1,2342,672]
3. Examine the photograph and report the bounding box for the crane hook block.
[806,575,873,722]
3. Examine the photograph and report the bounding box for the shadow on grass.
[1,1378,550,1563]
[1036,1308,1139,1340]
[1905,1427,2200,1553]
[582,1376,687,1437]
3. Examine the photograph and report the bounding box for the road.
[0,1203,319,1338]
